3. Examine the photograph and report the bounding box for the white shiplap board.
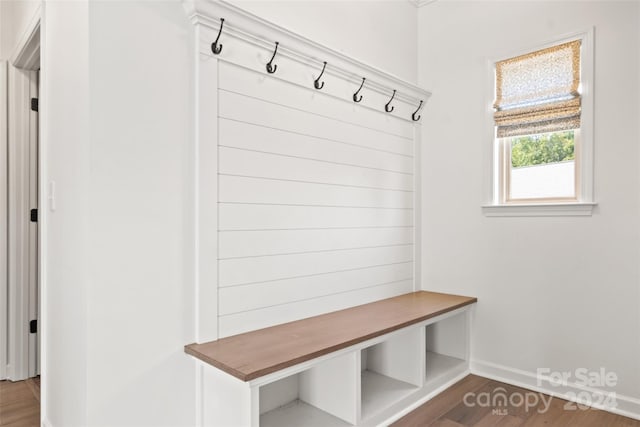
[218,146,413,191]
[219,245,414,287]
[219,262,414,315]
[219,175,414,208]
[219,228,414,259]
[219,280,414,338]
[216,62,416,337]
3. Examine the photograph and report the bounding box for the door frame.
[5,10,41,381]
[0,60,7,382]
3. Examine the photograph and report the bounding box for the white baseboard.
[471,359,640,421]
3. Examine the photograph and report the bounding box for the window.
[486,32,595,216]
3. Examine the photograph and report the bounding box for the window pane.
[509,130,576,200]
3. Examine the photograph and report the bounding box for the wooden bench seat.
[185,290,477,382]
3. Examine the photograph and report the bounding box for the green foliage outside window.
[511,131,575,168]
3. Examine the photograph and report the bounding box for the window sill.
[482,202,597,217]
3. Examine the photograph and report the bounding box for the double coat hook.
[314,62,327,90]
[412,100,424,121]
[353,78,365,103]
[385,90,396,113]
[266,42,279,74]
[211,18,225,55]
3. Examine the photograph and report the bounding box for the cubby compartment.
[260,352,358,427]
[425,311,468,386]
[359,327,423,421]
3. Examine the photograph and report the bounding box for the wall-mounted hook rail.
[353,78,365,103]
[201,16,429,122]
[266,42,279,74]
[211,18,225,55]
[412,100,423,121]
[314,61,327,90]
[385,90,396,113]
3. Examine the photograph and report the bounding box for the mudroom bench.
[185,291,477,426]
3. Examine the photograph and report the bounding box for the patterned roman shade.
[494,40,581,138]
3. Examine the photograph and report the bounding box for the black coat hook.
[314,61,327,90]
[385,90,396,113]
[412,100,423,121]
[211,18,225,55]
[353,78,365,103]
[266,42,279,74]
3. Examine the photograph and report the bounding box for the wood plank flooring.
[0,378,40,427]
[392,375,640,427]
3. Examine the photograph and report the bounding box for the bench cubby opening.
[260,352,358,427]
[425,310,469,386]
[359,327,424,421]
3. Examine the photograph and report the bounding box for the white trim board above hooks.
[183,0,432,123]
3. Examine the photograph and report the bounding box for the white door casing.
[6,13,41,381]
[0,61,8,381]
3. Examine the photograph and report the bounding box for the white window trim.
[483,28,596,217]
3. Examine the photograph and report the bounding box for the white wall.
[86,1,196,425]
[227,0,418,84]
[418,0,640,410]
[41,1,89,425]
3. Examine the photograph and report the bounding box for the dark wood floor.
[0,378,40,427]
[392,375,640,427]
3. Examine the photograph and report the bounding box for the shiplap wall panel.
[219,228,414,259]
[216,61,416,337]
[219,119,414,173]
[219,262,413,316]
[219,90,413,156]
[218,175,413,208]
[218,61,414,140]
[218,280,414,338]
[219,245,414,287]
[219,147,413,191]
